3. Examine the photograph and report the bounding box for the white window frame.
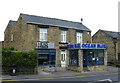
[76,32,82,43]
[61,50,66,62]
[61,30,66,43]
[40,28,47,41]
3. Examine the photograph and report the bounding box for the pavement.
[1,66,119,81]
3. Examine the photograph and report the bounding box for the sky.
[0,0,119,41]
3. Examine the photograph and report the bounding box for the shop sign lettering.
[68,43,106,49]
[36,41,48,48]
[36,42,55,49]
[81,43,106,49]
[67,43,80,48]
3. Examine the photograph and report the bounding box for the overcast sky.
[0,0,119,41]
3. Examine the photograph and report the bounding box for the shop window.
[61,30,66,43]
[69,50,78,66]
[40,28,47,41]
[97,52,104,65]
[88,52,96,66]
[76,32,82,43]
[38,54,55,66]
[38,54,48,65]
[50,54,56,65]
[88,51,104,66]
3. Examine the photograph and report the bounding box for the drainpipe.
[113,38,117,61]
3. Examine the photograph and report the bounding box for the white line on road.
[97,79,112,82]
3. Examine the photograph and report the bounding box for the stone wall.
[87,65,106,71]
[83,31,91,43]
[4,23,15,48]
[117,40,120,60]
[67,66,83,72]
[68,29,76,44]
[14,16,28,51]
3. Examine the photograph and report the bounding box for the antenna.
[81,18,83,23]
[98,24,101,28]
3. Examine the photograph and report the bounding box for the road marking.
[1,72,118,82]
[98,79,112,82]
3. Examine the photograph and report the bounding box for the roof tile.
[20,13,91,31]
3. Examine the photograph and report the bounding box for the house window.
[40,28,47,41]
[61,30,66,43]
[11,34,13,41]
[76,32,82,43]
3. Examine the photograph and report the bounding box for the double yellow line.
[1,72,118,82]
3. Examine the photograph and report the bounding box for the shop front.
[35,41,56,66]
[67,43,107,72]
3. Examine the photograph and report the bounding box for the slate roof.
[20,13,91,31]
[9,20,17,26]
[101,30,120,40]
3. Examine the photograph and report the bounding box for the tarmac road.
[1,72,119,83]
[1,66,120,83]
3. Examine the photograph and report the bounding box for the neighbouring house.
[4,13,107,72]
[0,41,4,48]
[92,29,120,62]
[4,20,16,48]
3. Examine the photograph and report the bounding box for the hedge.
[2,47,38,68]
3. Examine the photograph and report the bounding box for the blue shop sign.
[68,43,106,49]
[81,43,106,49]
[67,43,80,49]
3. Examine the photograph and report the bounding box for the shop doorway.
[69,50,79,66]
[61,50,66,67]
[83,52,87,67]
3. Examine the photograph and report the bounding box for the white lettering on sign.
[81,43,106,49]
[68,43,106,49]
[36,42,55,49]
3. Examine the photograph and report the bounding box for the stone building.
[4,20,16,48]
[0,41,4,48]
[4,13,107,72]
[92,29,120,62]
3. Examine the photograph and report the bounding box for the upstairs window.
[61,30,66,43]
[76,32,82,43]
[40,28,47,41]
[11,34,13,42]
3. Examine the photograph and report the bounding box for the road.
[1,72,119,83]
